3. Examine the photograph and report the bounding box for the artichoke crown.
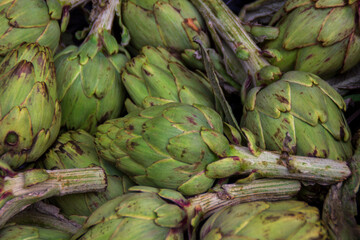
[241,71,352,160]
[264,0,360,78]
[54,40,128,134]
[95,102,227,195]
[200,200,328,239]
[121,0,210,51]
[0,0,62,55]
[0,43,61,169]
[73,186,189,240]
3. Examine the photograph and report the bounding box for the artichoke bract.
[122,46,220,113]
[0,224,71,240]
[241,71,353,161]
[0,0,62,56]
[120,0,210,52]
[42,129,134,217]
[96,103,223,196]
[263,0,360,78]
[54,43,127,134]
[200,200,328,239]
[0,43,61,169]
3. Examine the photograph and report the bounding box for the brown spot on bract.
[69,141,84,155]
[264,215,281,221]
[274,94,289,104]
[184,18,200,33]
[186,116,197,125]
[282,118,290,124]
[305,54,313,60]
[130,141,139,148]
[324,58,330,62]
[308,148,318,157]
[143,69,152,76]
[13,61,33,79]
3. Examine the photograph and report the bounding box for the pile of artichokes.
[0,0,359,239]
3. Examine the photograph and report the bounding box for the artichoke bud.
[0,0,62,56]
[121,46,220,114]
[43,129,134,217]
[241,71,353,161]
[72,186,190,240]
[200,200,328,239]
[0,224,71,240]
[54,41,128,134]
[263,0,360,78]
[95,102,225,196]
[121,0,210,52]
[0,43,61,169]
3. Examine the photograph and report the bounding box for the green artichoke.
[42,129,134,217]
[263,0,360,78]
[241,71,353,161]
[0,0,63,55]
[96,103,224,196]
[0,224,71,240]
[0,43,61,169]
[54,42,128,134]
[121,45,220,112]
[200,200,328,239]
[72,187,189,240]
[120,0,210,52]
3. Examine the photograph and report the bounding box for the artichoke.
[96,103,223,196]
[0,224,71,240]
[120,0,210,52]
[54,43,127,134]
[263,0,360,78]
[121,45,220,112]
[200,200,328,239]
[241,71,353,161]
[0,43,61,169]
[0,0,62,55]
[42,129,134,217]
[55,0,129,134]
[72,187,189,240]
[95,102,350,196]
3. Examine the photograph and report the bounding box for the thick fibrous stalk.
[189,179,300,218]
[191,0,271,85]
[9,202,82,235]
[88,0,119,37]
[207,146,351,184]
[0,167,106,227]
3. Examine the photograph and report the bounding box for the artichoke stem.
[0,167,106,228]
[227,146,350,183]
[87,0,119,38]
[188,179,300,219]
[9,201,81,235]
[190,0,273,86]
